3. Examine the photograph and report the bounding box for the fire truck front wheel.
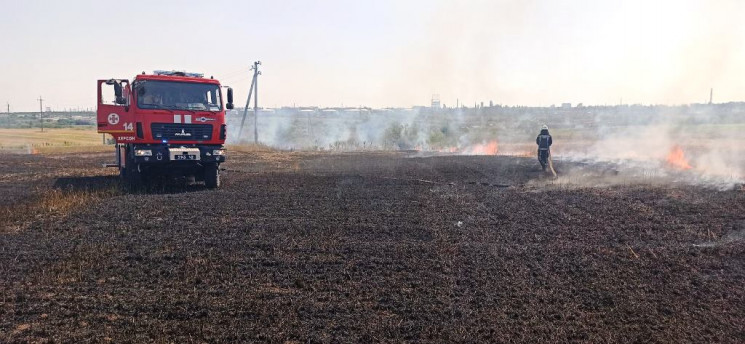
[204,163,220,189]
[123,153,142,188]
[125,163,143,187]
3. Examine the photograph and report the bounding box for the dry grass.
[227,143,310,166]
[0,128,109,154]
[225,143,277,153]
[36,145,113,154]
[0,184,122,232]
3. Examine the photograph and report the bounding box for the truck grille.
[151,123,213,141]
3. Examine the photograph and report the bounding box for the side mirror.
[226,87,234,110]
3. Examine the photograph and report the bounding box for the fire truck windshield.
[135,80,222,111]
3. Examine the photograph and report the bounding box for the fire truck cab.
[97,70,234,189]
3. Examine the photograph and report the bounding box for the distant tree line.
[0,111,95,128]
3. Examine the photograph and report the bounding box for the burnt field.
[1,149,744,343]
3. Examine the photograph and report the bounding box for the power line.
[221,66,250,78]
[220,67,252,82]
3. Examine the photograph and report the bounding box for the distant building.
[561,103,572,109]
[431,94,441,109]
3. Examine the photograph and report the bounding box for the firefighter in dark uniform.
[536,125,552,171]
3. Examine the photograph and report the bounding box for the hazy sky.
[1,0,743,111]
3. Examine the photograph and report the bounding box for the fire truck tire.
[124,158,142,189]
[204,163,220,189]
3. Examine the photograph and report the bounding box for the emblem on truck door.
[107,113,120,125]
[175,129,191,137]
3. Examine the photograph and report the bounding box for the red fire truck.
[97,70,234,188]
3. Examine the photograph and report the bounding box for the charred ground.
[1,149,744,343]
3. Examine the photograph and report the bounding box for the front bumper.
[131,144,226,164]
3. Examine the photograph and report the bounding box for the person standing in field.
[536,125,552,171]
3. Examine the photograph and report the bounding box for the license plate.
[175,155,197,160]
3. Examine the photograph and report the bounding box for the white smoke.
[226,103,745,189]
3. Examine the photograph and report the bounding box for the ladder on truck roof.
[153,70,204,78]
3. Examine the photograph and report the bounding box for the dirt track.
[1,149,744,343]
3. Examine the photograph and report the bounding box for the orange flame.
[436,146,459,153]
[463,140,499,155]
[666,145,691,170]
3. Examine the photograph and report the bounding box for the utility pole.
[37,96,44,132]
[253,62,260,144]
[238,73,256,142]
[709,88,713,105]
[237,61,261,143]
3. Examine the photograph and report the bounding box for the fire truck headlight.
[135,149,152,156]
[212,149,226,156]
